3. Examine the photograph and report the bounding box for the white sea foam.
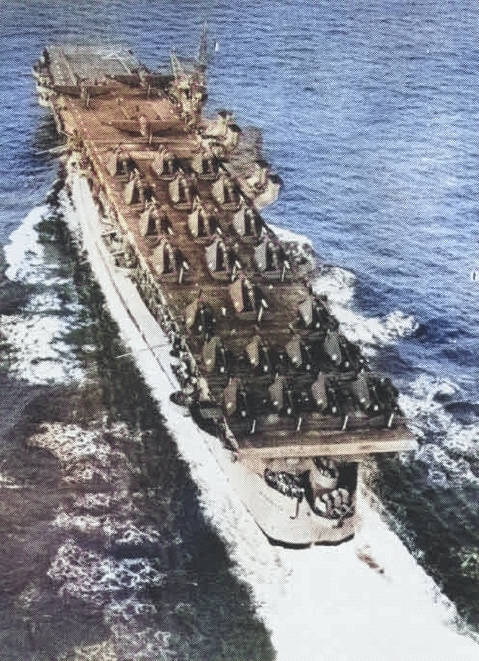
[52,510,162,546]
[313,264,356,305]
[47,518,171,657]
[4,205,50,282]
[311,269,418,354]
[27,423,135,498]
[72,491,135,518]
[0,472,23,489]
[28,422,113,465]
[269,221,313,251]
[48,539,165,606]
[443,425,479,460]
[1,206,85,385]
[53,511,106,534]
[398,375,479,488]
[109,622,171,661]
[104,597,158,622]
[1,313,84,384]
[73,492,113,510]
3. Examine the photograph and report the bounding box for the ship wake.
[3,198,478,659]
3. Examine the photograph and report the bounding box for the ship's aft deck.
[40,45,416,461]
[235,426,416,460]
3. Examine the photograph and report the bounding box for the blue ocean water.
[1,0,479,657]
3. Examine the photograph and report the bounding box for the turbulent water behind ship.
[1,1,478,660]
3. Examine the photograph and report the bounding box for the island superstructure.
[33,40,415,545]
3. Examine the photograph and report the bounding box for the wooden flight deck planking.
[47,47,415,461]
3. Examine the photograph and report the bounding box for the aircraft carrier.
[33,35,415,545]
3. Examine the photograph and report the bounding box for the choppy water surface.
[1,0,479,659]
